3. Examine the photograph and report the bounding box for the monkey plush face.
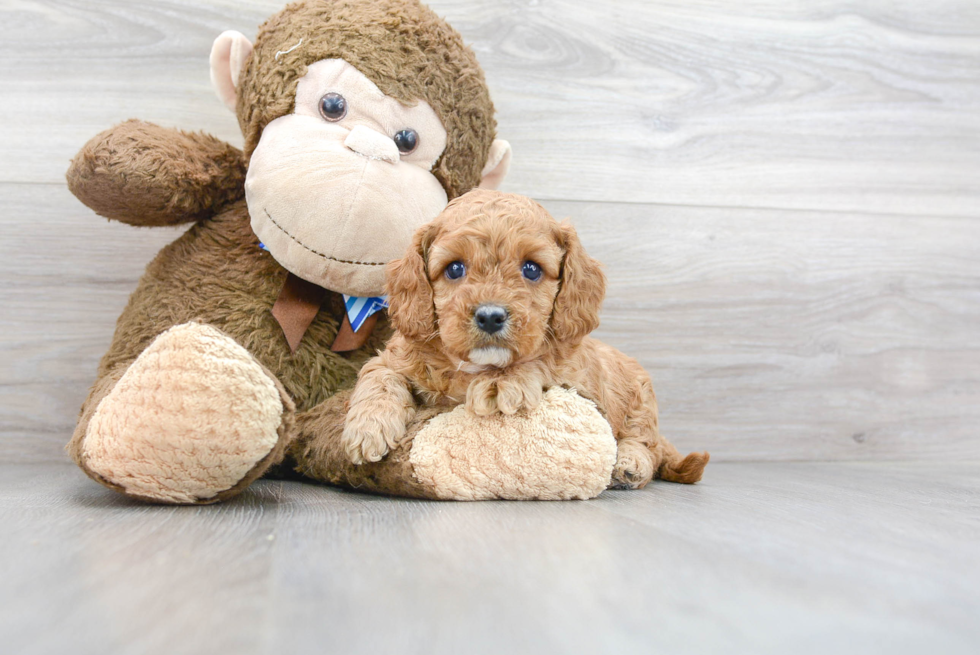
[209,0,511,297]
[245,59,450,297]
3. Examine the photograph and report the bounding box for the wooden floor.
[2,461,978,654]
[2,1,979,652]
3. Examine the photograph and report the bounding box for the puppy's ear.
[550,222,606,344]
[385,222,441,341]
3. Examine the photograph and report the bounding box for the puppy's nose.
[474,304,509,335]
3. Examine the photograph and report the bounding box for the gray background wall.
[2,0,978,463]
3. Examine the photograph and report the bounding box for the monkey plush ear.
[478,140,512,190]
[210,31,254,113]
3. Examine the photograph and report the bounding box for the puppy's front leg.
[466,363,548,416]
[342,357,416,464]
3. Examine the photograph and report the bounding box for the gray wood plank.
[1,1,978,215]
[1,461,977,654]
[472,0,980,215]
[3,184,978,462]
[0,463,280,655]
[0,182,185,462]
[544,199,980,462]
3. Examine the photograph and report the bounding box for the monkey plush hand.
[66,0,616,504]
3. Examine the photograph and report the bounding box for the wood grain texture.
[1,461,978,654]
[2,3,976,649]
[0,182,185,462]
[466,0,980,215]
[1,1,978,462]
[545,199,980,461]
[0,1,978,214]
[3,183,977,462]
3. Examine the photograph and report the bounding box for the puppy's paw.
[342,401,414,465]
[341,426,389,465]
[610,440,656,490]
[494,377,544,415]
[466,377,499,416]
[466,375,545,416]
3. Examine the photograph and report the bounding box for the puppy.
[341,190,708,489]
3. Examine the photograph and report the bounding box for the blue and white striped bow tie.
[343,295,389,332]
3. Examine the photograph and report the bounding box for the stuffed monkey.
[66,0,617,504]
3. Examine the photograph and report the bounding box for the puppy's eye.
[522,261,543,282]
[394,129,419,154]
[445,261,466,280]
[319,93,347,121]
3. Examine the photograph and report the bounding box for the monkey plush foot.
[293,387,618,501]
[79,322,294,504]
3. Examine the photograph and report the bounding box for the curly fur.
[343,190,709,487]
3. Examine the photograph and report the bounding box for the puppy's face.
[386,190,606,369]
[426,199,564,367]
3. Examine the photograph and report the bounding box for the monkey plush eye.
[319,93,347,121]
[393,129,419,154]
[445,261,466,280]
[522,261,543,282]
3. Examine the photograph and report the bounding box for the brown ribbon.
[272,273,329,353]
[330,312,379,353]
[272,273,379,353]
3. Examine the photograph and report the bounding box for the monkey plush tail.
[657,442,710,484]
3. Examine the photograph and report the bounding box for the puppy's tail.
[657,442,710,484]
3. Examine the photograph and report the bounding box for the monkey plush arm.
[67,119,247,226]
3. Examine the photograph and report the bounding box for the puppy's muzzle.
[474,304,509,335]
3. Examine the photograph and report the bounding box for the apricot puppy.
[342,189,708,489]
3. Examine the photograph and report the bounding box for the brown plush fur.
[84,202,388,408]
[67,120,247,226]
[237,0,496,197]
[291,390,450,499]
[344,190,709,487]
[66,201,391,496]
[66,0,505,503]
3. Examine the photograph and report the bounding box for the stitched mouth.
[262,208,387,267]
